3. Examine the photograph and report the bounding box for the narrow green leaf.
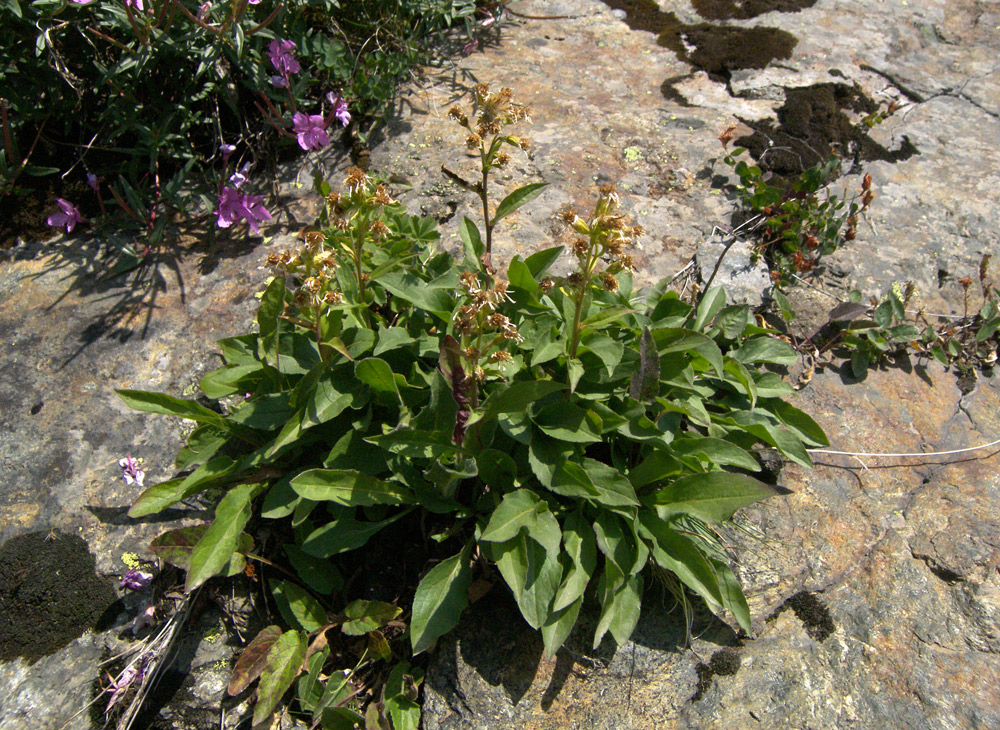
[116,389,226,428]
[491,182,548,225]
[186,482,257,591]
[541,596,583,658]
[650,472,776,523]
[258,276,285,342]
[552,459,639,507]
[150,525,251,575]
[411,542,473,654]
[580,306,635,331]
[669,437,760,472]
[552,511,597,612]
[355,358,402,402]
[252,630,307,726]
[290,469,414,506]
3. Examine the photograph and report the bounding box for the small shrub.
[118,86,828,726]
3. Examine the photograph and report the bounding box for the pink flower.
[270,75,289,88]
[118,455,145,487]
[326,92,351,127]
[217,186,271,233]
[125,0,147,12]
[292,112,329,150]
[46,199,85,233]
[197,1,211,19]
[268,39,300,75]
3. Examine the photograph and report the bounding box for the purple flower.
[86,173,100,192]
[46,198,85,233]
[131,602,157,634]
[326,92,351,127]
[120,567,153,591]
[217,186,271,234]
[270,75,289,88]
[119,455,144,487]
[104,653,152,714]
[197,0,211,19]
[292,112,329,151]
[219,143,236,162]
[268,39,300,76]
[125,0,147,12]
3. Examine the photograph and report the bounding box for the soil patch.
[0,530,119,663]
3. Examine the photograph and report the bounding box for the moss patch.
[0,530,118,663]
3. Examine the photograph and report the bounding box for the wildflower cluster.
[448,83,532,258]
[454,271,522,379]
[266,231,342,313]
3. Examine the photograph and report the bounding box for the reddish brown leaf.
[227,625,282,696]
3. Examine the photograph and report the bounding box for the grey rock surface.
[695,237,772,307]
[1,0,999,727]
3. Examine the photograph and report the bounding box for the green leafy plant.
[118,87,829,727]
[722,147,873,287]
[0,0,483,245]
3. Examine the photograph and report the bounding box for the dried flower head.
[600,272,620,292]
[371,184,395,207]
[345,167,369,192]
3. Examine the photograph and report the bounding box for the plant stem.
[480,154,492,257]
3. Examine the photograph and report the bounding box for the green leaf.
[480,489,562,554]
[532,402,602,443]
[384,662,422,730]
[355,358,402,402]
[491,182,548,226]
[228,393,293,431]
[253,630,307,726]
[471,380,565,426]
[258,276,285,343]
[490,532,563,630]
[706,556,752,632]
[374,326,416,356]
[552,459,639,507]
[541,596,583,657]
[507,256,537,294]
[301,509,410,558]
[693,287,728,331]
[129,455,242,518]
[284,545,342,594]
[629,327,660,401]
[580,334,625,377]
[593,571,642,648]
[458,216,485,263]
[272,580,328,633]
[116,389,226,428]
[767,399,829,447]
[228,625,283,696]
[669,437,760,472]
[368,429,463,459]
[291,469,414,506]
[650,472,776,523]
[580,306,635,332]
[150,525,252,575]
[186,482,258,591]
[731,336,798,366]
[199,364,262,399]
[174,425,229,471]
[552,510,597,611]
[342,599,402,636]
[266,378,357,457]
[525,245,564,277]
[411,542,473,654]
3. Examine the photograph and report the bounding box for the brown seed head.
[600,272,619,292]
